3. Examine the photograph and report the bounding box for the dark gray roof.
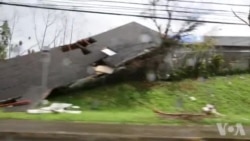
[0,22,161,111]
[206,36,250,47]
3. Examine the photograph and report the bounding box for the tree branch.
[8,11,19,58]
[164,0,172,36]
[48,28,63,47]
[70,18,75,44]
[33,12,42,50]
[232,9,249,26]
[41,11,57,49]
[62,16,68,45]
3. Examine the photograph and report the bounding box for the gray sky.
[1,0,250,57]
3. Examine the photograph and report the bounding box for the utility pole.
[41,46,50,91]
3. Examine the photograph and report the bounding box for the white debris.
[40,100,50,106]
[202,104,225,117]
[94,65,114,74]
[63,110,82,114]
[72,106,80,109]
[206,104,214,109]
[27,103,81,114]
[27,109,52,114]
[202,107,210,112]
[101,48,117,56]
[189,96,196,101]
[44,103,72,110]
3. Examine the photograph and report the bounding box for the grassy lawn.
[0,74,250,125]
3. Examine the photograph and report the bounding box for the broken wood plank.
[0,100,30,107]
[94,65,114,74]
[0,96,22,105]
[153,109,213,121]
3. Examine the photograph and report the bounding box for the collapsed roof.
[0,22,161,111]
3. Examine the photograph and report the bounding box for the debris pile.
[27,102,81,114]
[202,104,225,117]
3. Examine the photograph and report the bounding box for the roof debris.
[189,96,196,101]
[101,48,117,56]
[202,104,225,117]
[27,103,81,114]
[94,65,114,74]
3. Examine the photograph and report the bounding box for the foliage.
[1,74,250,125]
[164,39,227,80]
[0,21,10,59]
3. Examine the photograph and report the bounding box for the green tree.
[0,20,10,59]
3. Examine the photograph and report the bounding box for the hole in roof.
[61,38,96,53]
[80,48,91,55]
[92,59,107,67]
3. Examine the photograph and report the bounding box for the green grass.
[1,74,250,125]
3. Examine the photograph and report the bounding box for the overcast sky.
[1,0,250,57]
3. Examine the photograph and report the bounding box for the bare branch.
[8,11,19,58]
[232,9,249,26]
[33,11,42,49]
[150,0,162,34]
[41,11,57,48]
[172,21,202,39]
[48,28,63,47]
[70,18,75,44]
[47,15,57,27]
[62,16,68,45]
[152,18,162,33]
[164,0,172,35]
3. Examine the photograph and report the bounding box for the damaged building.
[0,22,162,111]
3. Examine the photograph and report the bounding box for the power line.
[168,5,247,14]
[48,0,250,8]
[45,0,249,15]
[169,0,250,7]
[39,2,246,18]
[42,3,241,22]
[0,1,247,25]
[40,0,248,19]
